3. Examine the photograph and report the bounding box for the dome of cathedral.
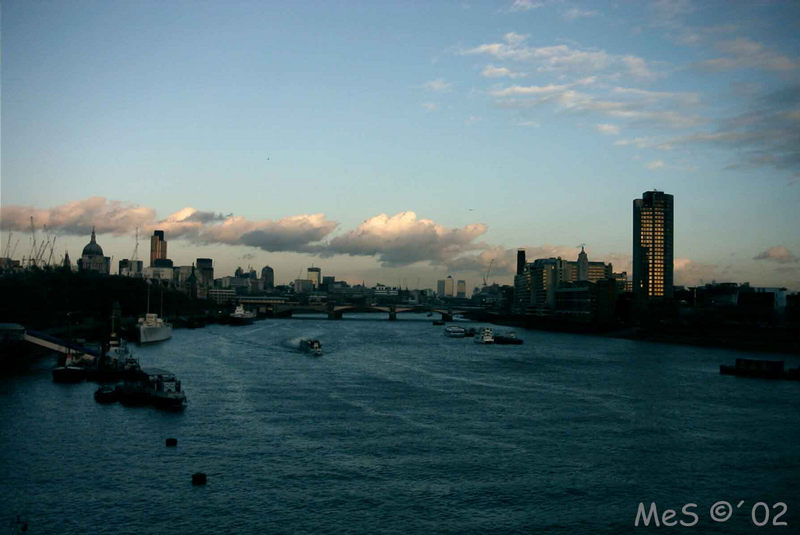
[82,228,104,256]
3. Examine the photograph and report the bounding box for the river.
[2,314,798,533]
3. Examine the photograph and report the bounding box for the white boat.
[444,325,466,338]
[300,339,323,356]
[473,327,495,344]
[138,313,173,344]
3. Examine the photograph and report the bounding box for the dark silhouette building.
[633,190,674,300]
[261,266,275,289]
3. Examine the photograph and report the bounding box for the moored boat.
[473,327,495,344]
[117,367,187,410]
[720,358,800,381]
[138,313,173,344]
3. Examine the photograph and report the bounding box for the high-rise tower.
[633,191,674,299]
[150,230,167,267]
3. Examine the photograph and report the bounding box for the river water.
[2,314,799,533]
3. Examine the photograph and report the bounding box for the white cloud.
[694,38,797,73]
[465,115,481,126]
[515,120,541,127]
[325,211,488,267]
[563,8,598,21]
[595,123,620,135]
[421,78,452,92]
[510,0,543,12]
[464,33,657,80]
[646,160,665,169]
[422,102,438,112]
[481,64,525,78]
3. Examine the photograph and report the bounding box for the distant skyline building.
[261,266,274,289]
[150,230,167,267]
[307,266,321,288]
[517,249,526,276]
[633,190,674,300]
[457,279,466,298]
[444,275,454,297]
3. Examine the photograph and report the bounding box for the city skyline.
[2,1,799,289]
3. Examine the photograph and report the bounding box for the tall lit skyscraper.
[633,190,674,299]
[150,230,167,267]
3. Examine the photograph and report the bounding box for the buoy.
[165,438,178,447]
[191,472,207,485]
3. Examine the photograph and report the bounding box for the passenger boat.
[444,325,466,338]
[473,327,495,344]
[300,339,322,356]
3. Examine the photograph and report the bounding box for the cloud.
[421,78,452,92]
[754,246,798,264]
[0,197,156,236]
[493,85,701,128]
[465,115,481,126]
[674,257,723,286]
[563,8,598,20]
[481,64,525,78]
[324,211,487,267]
[595,123,620,135]
[656,85,800,176]
[693,38,797,73]
[612,86,700,105]
[464,33,657,80]
[0,198,338,253]
[510,0,543,11]
[422,102,438,112]
[515,120,540,127]
[646,160,665,169]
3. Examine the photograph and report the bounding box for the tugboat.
[229,304,256,326]
[300,339,323,356]
[473,327,495,344]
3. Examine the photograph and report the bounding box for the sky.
[2,0,799,290]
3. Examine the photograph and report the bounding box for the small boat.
[300,339,322,356]
[229,304,256,325]
[94,385,118,403]
[444,325,466,338]
[494,332,523,345]
[432,319,445,326]
[463,327,476,337]
[473,327,495,344]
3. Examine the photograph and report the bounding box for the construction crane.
[482,258,494,287]
[131,227,140,262]
[2,231,13,258]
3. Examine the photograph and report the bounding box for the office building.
[633,190,674,299]
[456,280,466,298]
[150,230,167,267]
[517,249,526,276]
[307,267,321,289]
[261,266,274,289]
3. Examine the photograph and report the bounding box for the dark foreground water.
[2,314,799,534]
